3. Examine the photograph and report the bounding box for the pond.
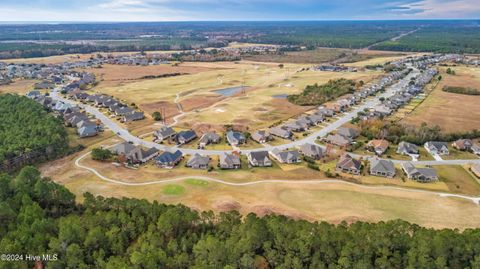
[212,86,249,97]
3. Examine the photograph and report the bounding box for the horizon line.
[0,18,478,25]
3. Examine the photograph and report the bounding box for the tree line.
[359,119,480,145]
[0,94,69,170]
[288,79,356,106]
[2,166,480,268]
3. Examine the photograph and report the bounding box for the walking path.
[74,150,480,204]
[50,68,480,166]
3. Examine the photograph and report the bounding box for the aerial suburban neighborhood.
[1,16,480,268]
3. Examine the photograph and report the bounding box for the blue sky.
[0,0,478,21]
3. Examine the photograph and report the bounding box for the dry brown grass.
[402,65,480,132]
[0,79,39,95]
[86,64,217,87]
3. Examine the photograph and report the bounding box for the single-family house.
[324,134,351,148]
[452,139,474,151]
[126,147,159,164]
[123,111,145,122]
[307,113,324,125]
[155,150,183,169]
[154,126,176,142]
[247,151,272,167]
[226,131,246,146]
[219,153,241,170]
[268,126,293,140]
[336,154,361,175]
[26,90,41,99]
[270,149,301,164]
[198,132,221,149]
[282,122,305,132]
[337,127,359,139]
[366,139,390,155]
[299,143,325,160]
[176,130,197,145]
[317,107,335,117]
[401,162,438,183]
[114,107,133,116]
[424,141,449,155]
[77,125,98,138]
[397,141,419,156]
[110,142,137,156]
[251,130,271,144]
[369,158,396,178]
[186,154,210,169]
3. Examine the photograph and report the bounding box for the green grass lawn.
[185,178,209,186]
[436,165,480,195]
[443,148,480,160]
[163,184,186,195]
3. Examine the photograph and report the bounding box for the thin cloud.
[0,0,478,21]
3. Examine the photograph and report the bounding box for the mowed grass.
[402,65,480,132]
[56,172,480,229]
[162,184,186,195]
[436,165,480,195]
[93,61,380,130]
[185,179,209,186]
[0,79,39,95]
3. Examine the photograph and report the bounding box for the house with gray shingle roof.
[251,130,271,144]
[337,127,359,139]
[187,154,210,170]
[198,132,221,149]
[397,141,419,156]
[219,153,241,170]
[226,131,246,146]
[401,162,438,183]
[77,125,98,138]
[369,158,396,178]
[270,149,301,164]
[154,125,176,142]
[282,121,305,132]
[155,150,183,169]
[247,151,272,167]
[299,143,325,160]
[110,142,137,156]
[123,111,145,122]
[126,147,159,164]
[324,134,351,147]
[268,126,293,140]
[336,154,361,175]
[424,141,449,155]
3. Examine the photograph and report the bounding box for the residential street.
[50,67,480,166]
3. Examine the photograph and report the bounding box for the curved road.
[75,150,480,204]
[50,67,480,166]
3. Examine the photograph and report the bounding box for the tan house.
[367,139,390,155]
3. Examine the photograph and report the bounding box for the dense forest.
[1,166,480,268]
[358,119,480,145]
[371,25,480,54]
[0,94,69,170]
[288,79,356,106]
[2,21,479,59]
[443,86,480,95]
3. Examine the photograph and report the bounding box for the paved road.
[50,68,480,166]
